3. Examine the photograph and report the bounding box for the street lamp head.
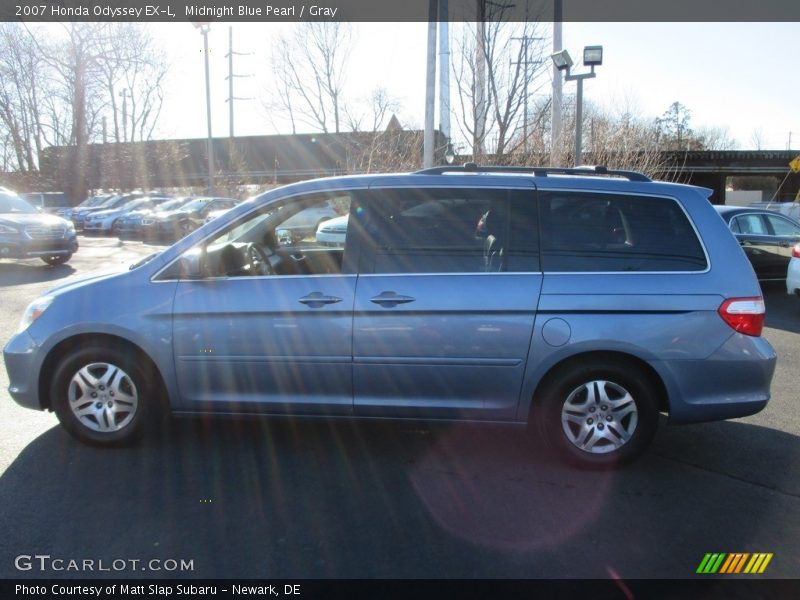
[583,45,603,67]
[551,49,573,71]
[445,143,455,165]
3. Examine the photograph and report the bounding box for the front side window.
[159,193,352,280]
[732,214,768,235]
[539,192,707,272]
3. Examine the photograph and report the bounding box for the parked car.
[72,193,141,230]
[280,199,339,242]
[148,197,237,241]
[787,243,800,299]
[84,196,172,235]
[315,214,348,247]
[3,165,776,469]
[57,194,113,221]
[0,190,78,265]
[116,197,195,240]
[21,192,73,214]
[715,205,800,282]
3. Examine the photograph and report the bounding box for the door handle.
[298,292,342,308]
[779,241,791,248]
[370,291,416,307]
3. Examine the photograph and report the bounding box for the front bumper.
[4,330,44,410]
[0,235,78,259]
[83,220,114,232]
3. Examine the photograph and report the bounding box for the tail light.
[792,243,800,259]
[718,297,765,337]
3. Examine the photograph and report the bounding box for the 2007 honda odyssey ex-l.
[4,165,776,468]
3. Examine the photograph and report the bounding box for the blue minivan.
[3,165,776,467]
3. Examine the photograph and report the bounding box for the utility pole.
[120,89,129,142]
[475,0,486,158]
[438,0,451,145]
[193,22,215,195]
[511,33,543,154]
[423,0,438,168]
[225,26,254,138]
[551,0,563,165]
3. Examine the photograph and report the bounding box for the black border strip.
[2,0,800,23]
[4,579,800,600]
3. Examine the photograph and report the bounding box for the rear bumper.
[655,334,777,424]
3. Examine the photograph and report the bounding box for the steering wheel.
[247,243,274,276]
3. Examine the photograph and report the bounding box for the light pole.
[551,45,603,166]
[194,22,215,195]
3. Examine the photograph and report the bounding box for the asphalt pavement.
[0,237,798,580]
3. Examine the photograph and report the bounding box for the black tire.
[50,344,156,447]
[532,359,659,469]
[41,253,71,266]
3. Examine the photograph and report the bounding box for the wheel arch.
[527,350,669,423]
[39,333,169,415]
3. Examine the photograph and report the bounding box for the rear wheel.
[41,253,71,266]
[532,360,659,468]
[50,344,156,446]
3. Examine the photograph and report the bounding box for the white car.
[315,214,348,247]
[788,243,800,299]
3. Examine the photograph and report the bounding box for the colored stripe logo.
[697,553,773,574]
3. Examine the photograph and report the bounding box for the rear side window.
[539,192,706,272]
[357,188,539,274]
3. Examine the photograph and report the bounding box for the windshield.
[0,193,37,214]
[179,198,211,212]
[156,198,191,212]
[120,198,147,210]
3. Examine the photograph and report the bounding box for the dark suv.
[3,165,776,467]
[0,191,78,265]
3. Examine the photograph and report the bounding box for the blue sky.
[152,22,798,151]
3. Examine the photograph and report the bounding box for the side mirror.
[276,228,292,245]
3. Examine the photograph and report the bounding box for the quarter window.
[765,214,800,237]
[539,192,706,272]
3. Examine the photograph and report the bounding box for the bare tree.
[344,86,402,133]
[749,128,765,150]
[266,23,352,133]
[0,24,55,171]
[97,24,168,143]
[451,2,549,159]
[695,126,738,151]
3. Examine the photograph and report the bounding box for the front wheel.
[41,253,71,266]
[532,360,659,468]
[50,345,155,446]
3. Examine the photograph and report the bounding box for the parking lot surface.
[0,236,798,579]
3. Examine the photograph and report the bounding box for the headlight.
[18,295,54,333]
[0,224,18,234]
[65,221,75,232]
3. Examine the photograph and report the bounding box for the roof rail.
[414,163,652,182]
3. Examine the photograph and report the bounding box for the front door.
[169,192,356,414]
